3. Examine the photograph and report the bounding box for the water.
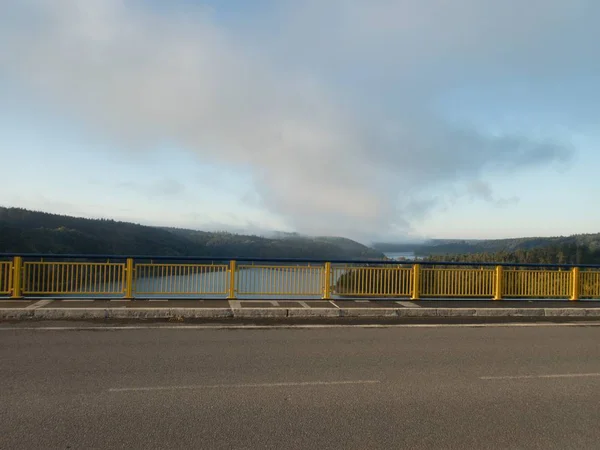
[34,263,411,299]
[129,263,413,299]
[63,266,350,299]
[134,267,325,299]
[384,252,418,260]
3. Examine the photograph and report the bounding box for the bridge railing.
[0,260,13,296]
[1,254,600,300]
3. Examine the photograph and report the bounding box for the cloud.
[0,0,590,242]
[118,179,185,198]
[467,180,494,202]
[467,180,519,207]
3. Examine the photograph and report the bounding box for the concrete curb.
[3,307,600,321]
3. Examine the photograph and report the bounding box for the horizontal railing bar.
[22,262,125,266]
[135,263,228,267]
[1,253,600,269]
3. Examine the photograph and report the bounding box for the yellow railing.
[421,268,495,297]
[580,270,600,299]
[236,264,324,296]
[331,265,412,297]
[0,261,12,296]
[3,256,599,301]
[134,263,228,295]
[21,261,126,295]
[503,269,572,298]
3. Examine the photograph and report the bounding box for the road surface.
[2,323,600,449]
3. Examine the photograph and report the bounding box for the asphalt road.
[2,325,600,449]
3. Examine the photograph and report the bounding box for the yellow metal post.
[411,264,421,300]
[571,267,580,301]
[11,256,23,299]
[227,260,237,299]
[493,265,503,300]
[124,258,134,299]
[322,262,332,299]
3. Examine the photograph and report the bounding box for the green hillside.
[0,207,383,259]
[375,234,600,265]
[376,235,600,256]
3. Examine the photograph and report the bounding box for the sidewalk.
[1,298,600,309]
[2,298,600,322]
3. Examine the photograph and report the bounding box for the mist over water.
[383,252,416,260]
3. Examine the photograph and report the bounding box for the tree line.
[423,242,600,265]
[0,207,383,260]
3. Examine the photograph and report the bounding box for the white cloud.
[466,180,519,207]
[1,0,592,241]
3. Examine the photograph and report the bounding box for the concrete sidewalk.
[3,298,600,309]
[2,298,600,322]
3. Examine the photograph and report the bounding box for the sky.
[1,0,600,244]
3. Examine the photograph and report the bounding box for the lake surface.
[32,260,420,299]
[50,266,344,299]
[133,266,340,299]
[131,261,419,299]
[384,252,419,260]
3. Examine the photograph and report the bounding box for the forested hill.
[424,241,600,265]
[375,235,600,265]
[375,234,600,259]
[0,207,383,259]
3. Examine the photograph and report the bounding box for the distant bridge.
[1,254,598,301]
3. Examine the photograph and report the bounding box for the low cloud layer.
[1,0,593,241]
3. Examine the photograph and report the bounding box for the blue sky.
[1,0,599,243]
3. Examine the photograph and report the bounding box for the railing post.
[493,265,503,300]
[11,256,23,299]
[227,260,237,299]
[323,262,332,299]
[411,264,421,300]
[124,258,134,299]
[571,267,580,301]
